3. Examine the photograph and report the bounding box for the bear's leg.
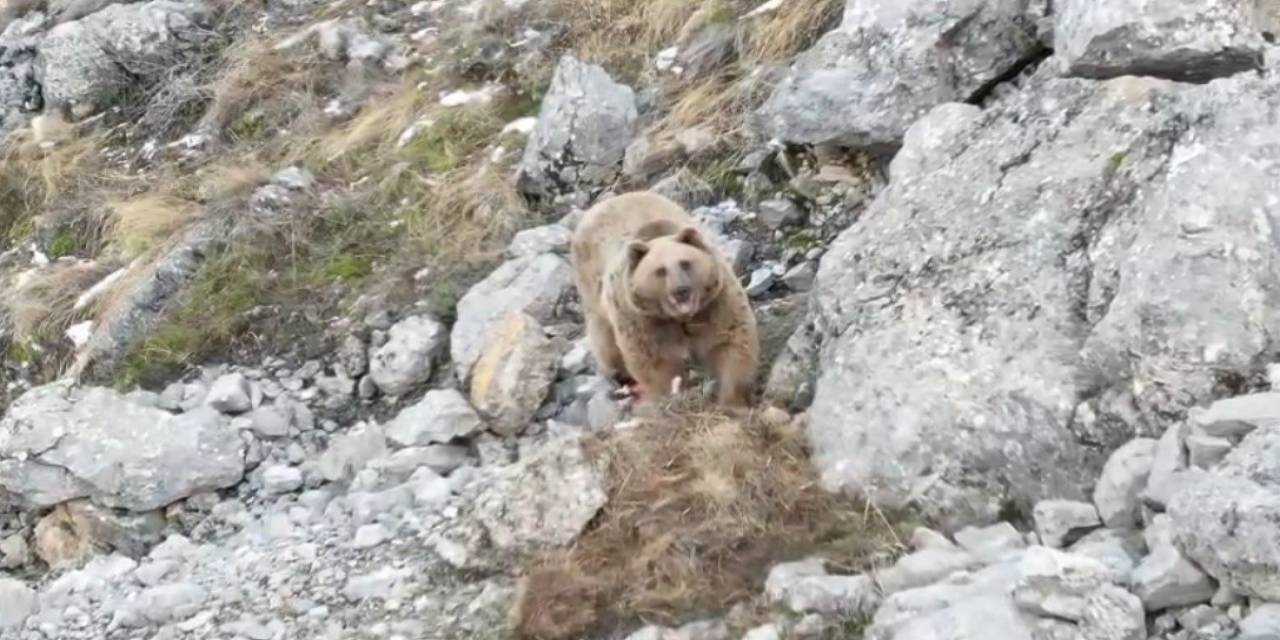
[705,342,757,407]
[586,313,629,382]
[616,335,683,404]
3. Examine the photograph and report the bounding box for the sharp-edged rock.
[1055,0,1266,82]
[0,382,245,512]
[468,312,563,437]
[385,389,484,447]
[367,315,446,397]
[756,0,1045,150]
[518,55,637,198]
[1033,500,1102,549]
[1092,438,1156,528]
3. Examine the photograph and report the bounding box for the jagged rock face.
[1169,425,1280,601]
[517,55,637,199]
[0,382,245,512]
[36,0,212,114]
[754,0,1045,150]
[1055,0,1267,82]
[805,71,1280,529]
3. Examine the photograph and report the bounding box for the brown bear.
[571,191,759,406]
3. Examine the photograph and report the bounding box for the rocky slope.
[0,0,1279,639]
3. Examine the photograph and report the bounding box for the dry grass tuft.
[738,0,842,63]
[107,193,201,258]
[5,260,117,343]
[513,402,904,639]
[203,37,337,141]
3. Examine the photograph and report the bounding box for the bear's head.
[626,226,723,319]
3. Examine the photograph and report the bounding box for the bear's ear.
[626,241,650,270]
[674,226,708,250]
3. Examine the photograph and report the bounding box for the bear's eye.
[655,267,668,278]
[678,260,692,272]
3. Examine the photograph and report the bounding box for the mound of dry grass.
[512,401,905,640]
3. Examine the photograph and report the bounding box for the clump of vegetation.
[511,400,905,639]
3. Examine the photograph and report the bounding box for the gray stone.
[352,523,389,549]
[1168,426,1280,600]
[37,0,212,114]
[756,0,1044,149]
[0,533,29,569]
[781,261,818,293]
[518,55,637,198]
[472,436,607,553]
[758,199,804,230]
[316,422,387,483]
[869,559,1031,639]
[770,573,880,616]
[507,224,571,259]
[1239,604,1280,637]
[1131,539,1215,612]
[247,404,291,438]
[1144,422,1189,510]
[1079,585,1145,640]
[1034,500,1102,549]
[367,315,445,396]
[742,625,780,640]
[1093,438,1156,528]
[1192,392,1280,438]
[451,253,574,381]
[337,334,368,378]
[910,526,957,551]
[1012,546,1111,621]
[38,500,166,563]
[385,389,484,447]
[875,546,982,594]
[468,312,563,436]
[138,582,208,623]
[674,21,736,79]
[271,166,313,191]
[745,267,776,298]
[371,445,469,479]
[953,522,1026,563]
[1055,0,1266,82]
[205,372,253,414]
[0,578,35,629]
[0,383,245,511]
[1067,528,1146,585]
[342,567,412,602]
[1186,432,1233,469]
[805,71,1280,529]
[261,465,303,495]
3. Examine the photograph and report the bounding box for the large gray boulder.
[37,0,212,114]
[755,0,1044,150]
[518,55,637,198]
[0,382,245,512]
[1169,426,1280,600]
[450,253,574,382]
[1055,0,1266,82]
[805,71,1280,530]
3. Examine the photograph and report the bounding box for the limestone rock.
[1168,426,1280,600]
[804,71,1280,529]
[1192,391,1280,438]
[472,436,607,553]
[469,312,563,436]
[34,500,165,568]
[205,372,253,414]
[518,55,637,198]
[1092,438,1156,528]
[37,0,212,114]
[367,315,445,396]
[1012,546,1111,621]
[450,254,574,381]
[756,0,1044,149]
[0,382,245,512]
[1033,500,1102,549]
[1131,538,1215,612]
[0,578,35,629]
[385,389,484,447]
[1056,0,1266,82]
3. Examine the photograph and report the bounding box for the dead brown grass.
[739,0,843,63]
[5,259,117,343]
[107,193,202,258]
[512,401,904,640]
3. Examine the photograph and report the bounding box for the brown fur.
[571,191,759,406]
